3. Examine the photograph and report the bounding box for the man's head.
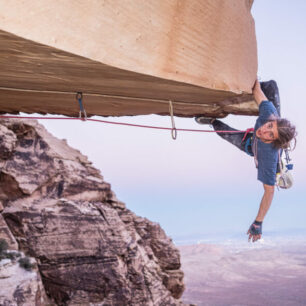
[256,118,297,149]
[256,120,278,143]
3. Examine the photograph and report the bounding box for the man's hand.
[252,79,268,106]
[247,220,262,243]
[247,184,274,242]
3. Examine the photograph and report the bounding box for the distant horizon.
[179,235,306,306]
[173,227,306,246]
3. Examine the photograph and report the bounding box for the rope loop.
[169,100,177,140]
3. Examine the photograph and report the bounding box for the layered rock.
[0,119,185,305]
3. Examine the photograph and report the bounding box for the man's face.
[256,120,279,143]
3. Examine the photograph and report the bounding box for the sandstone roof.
[0,0,257,118]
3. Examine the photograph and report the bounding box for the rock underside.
[0,0,257,118]
[0,119,186,305]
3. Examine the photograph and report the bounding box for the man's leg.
[211,119,247,153]
[260,80,281,116]
[195,117,254,154]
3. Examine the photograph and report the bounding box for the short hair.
[272,118,297,150]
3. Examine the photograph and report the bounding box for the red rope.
[0,115,247,134]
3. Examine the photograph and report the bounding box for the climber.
[195,79,297,243]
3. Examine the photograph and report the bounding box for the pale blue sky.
[38,0,306,242]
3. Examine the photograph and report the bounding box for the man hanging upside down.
[195,80,297,243]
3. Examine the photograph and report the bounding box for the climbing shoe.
[260,80,281,116]
[195,117,215,125]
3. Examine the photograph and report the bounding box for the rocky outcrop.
[0,119,185,305]
[0,251,50,306]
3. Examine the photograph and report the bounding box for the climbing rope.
[0,115,248,134]
[0,87,251,137]
[0,87,252,136]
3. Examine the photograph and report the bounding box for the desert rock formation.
[0,119,186,305]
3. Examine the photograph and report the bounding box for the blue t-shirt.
[252,101,279,186]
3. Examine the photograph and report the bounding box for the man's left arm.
[247,184,275,242]
[253,80,268,106]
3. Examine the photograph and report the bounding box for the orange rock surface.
[0,0,257,118]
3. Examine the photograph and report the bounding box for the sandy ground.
[179,242,306,306]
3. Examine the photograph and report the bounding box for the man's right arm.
[256,184,275,222]
[247,183,275,242]
[252,80,268,106]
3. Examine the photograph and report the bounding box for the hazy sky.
[38,0,306,242]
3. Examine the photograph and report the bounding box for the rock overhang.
[0,0,258,118]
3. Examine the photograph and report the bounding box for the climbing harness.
[241,128,254,143]
[244,135,254,156]
[241,127,254,156]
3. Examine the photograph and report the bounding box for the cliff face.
[0,119,185,305]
